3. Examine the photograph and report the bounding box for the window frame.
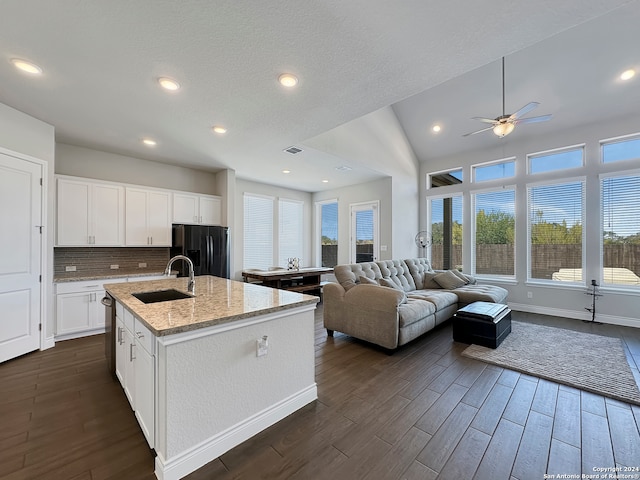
[472,157,516,183]
[427,192,464,270]
[600,132,640,165]
[315,198,339,268]
[527,144,585,175]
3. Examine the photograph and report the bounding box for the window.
[429,195,462,270]
[473,189,515,276]
[429,168,463,188]
[350,202,378,263]
[318,201,338,268]
[601,173,640,287]
[278,198,304,266]
[243,193,273,270]
[602,135,640,164]
[528,180,584,282]
[473,158,515,182]
[529,146,583,174]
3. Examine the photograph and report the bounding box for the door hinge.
[39,275,42,282]
[40,178,43,186]
[39,323,42,331]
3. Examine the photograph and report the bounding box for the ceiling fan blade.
[509,102,539,120]
[515,114,552,125]
[463,125,494,137]
[471,117,498,124]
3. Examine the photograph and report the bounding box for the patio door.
[350,201,379,263]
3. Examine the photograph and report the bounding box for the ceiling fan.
[463,57,552,138]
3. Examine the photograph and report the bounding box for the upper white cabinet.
[57,178,124,246]
[125,187,171,246]
[173,192,221,225]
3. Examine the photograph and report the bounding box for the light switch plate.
[110,264,119,270]
[138,262,147,268]
[65,265,76,272]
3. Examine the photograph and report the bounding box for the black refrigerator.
[171,225,230,279]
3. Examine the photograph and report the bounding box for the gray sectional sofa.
[323,258,508,350]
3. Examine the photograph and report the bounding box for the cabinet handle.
[199,216,202,223]
[136,331,144,339]
[117,326,122,345]
[150,236,153,245]
[130,343,136,361]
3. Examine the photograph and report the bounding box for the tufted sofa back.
[403,258,435,289]
[375,260,416,292]
[333,262,382,291]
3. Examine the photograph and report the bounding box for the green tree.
[476,210,515,244]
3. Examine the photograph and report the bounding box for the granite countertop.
[54,269,174,283]
[105,275,319,337]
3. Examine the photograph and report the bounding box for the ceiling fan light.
[493,122,515,137]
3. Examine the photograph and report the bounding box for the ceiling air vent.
[335,165,352,172]
[284,146,303,155]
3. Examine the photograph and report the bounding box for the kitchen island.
[105,275,319,480]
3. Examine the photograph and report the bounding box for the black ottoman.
[453,301,511,349]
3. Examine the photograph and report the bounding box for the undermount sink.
[132,289,193,304]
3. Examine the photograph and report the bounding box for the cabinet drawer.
[56,277,128,294]
[134,318,155,355]
[123,308,135,333]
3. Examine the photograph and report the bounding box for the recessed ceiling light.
[142,138,157,146]
[282,169,291,174]
[158,77,180,91]
[11,58,42,75]
[278,73,298,88]
[212,125,227,134]
[322,179,329,183]
[432,125,442,133]
[620,69,636,81]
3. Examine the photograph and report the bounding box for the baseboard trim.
[509,302,640,329]
[154,383,318,480]
[53,328,105,342]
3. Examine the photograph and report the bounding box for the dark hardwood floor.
[2,306,640,480]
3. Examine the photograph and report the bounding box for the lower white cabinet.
[55,279,121,339]
[117,306,155,448]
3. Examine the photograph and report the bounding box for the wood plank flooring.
[1,307,640,480]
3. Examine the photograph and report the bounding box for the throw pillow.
[433,270,466,289]
[422,271,441,289]
[462,273,477,285]
[359,275,377,285]
[450,269,470,285]
[378,277,404,291]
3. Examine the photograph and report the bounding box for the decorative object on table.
[461,321,640,406]
[584,279,603,324]
[414,231,431,257]
[287,257,300,271]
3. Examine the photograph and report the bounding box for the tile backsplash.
[54,247,170,276]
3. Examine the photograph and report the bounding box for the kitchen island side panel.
[156,306,316,463]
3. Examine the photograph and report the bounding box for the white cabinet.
[125,187,171,246]
[55,278,123,339]
[173,192,221,225]
[57,177,124,246]
[117,305,155,448]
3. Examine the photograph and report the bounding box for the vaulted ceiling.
[1,1,638,192]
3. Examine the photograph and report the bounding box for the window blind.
[528,181,584,281]
[601,174,640,287]
[320,202,338,268]
[278,198,304,266]
[243,194,273,270]
[430,195,463,270]
[474,189,515,276]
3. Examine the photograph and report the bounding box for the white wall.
[313,177,393,265]
[56,143,220,195]
[420,114,640,326]
[234,179,312,280]
[0,102,56,345]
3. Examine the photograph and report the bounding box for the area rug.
[461,321,640,406]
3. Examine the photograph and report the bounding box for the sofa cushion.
[433,270,466,289]
[403,258,435,289]
[450,269,470,284]
[376,260,416,292]
[407,290,459,311]
[334,262,382,291]
[422,272,441,289]
[398,298,436,327]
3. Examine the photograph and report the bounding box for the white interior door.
[0,153,42,363]
[350,201,379,263]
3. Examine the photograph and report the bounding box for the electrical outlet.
[138,262,147,268]
[110,264,119,270]
[65,265,76,272]
[380,245,387,251]
[256,336,269,357]
[527,291,533,299]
